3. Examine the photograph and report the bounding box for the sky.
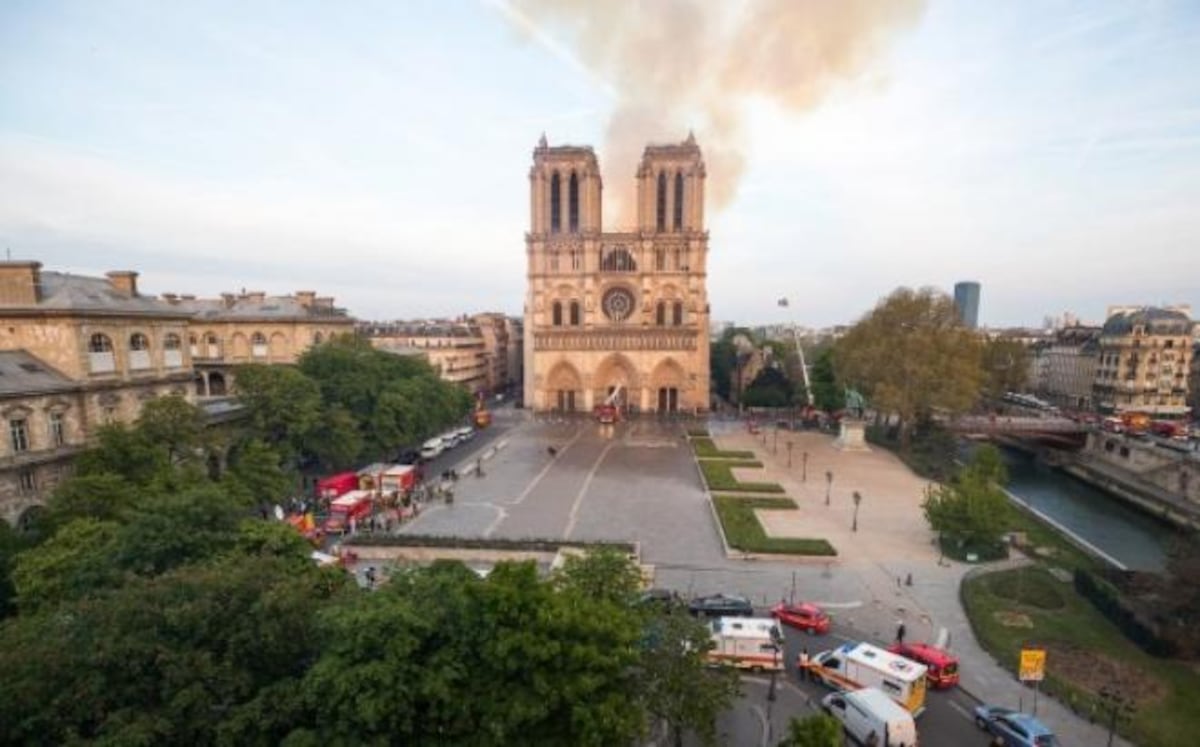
[1,0,1198,328]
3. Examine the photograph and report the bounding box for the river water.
[1000,448,1177,572]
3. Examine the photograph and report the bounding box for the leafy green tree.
[233,364,322,456]
[638,608,740,747]
[45,472,140,525]
[835,287,982,448]
[710,337,738,402]
[809,347,845,412]
[11,517,123,611]
[137,394,207,464]
[980,337,1031,401]
[777,712,842,747]
[742,366,793,408]
[305,404,365,469]
[0,520,29,618]
[226,438,295,505]
[111,484,250,577]
[74,423,169,485]
[556,547,643,606]
[922,445,1012,554]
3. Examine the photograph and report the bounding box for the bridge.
[947,415,1090,449]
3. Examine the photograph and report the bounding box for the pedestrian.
[365,566,377,589]
[896,621,907,645]
[797,647,810,681]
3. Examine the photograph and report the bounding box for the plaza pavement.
[710,419,1132,747]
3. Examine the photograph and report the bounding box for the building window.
[673,171,684,231]
[9,418,29,453]
[656,172,667,232]
[569,301,581,326]
[655,248,665,271]
[570,249,581,271]
[552,301,563,327]
[549,250,559,272]
[49,412,65,447]
[251,332,268,358]
[550,171,561,233]
[18,469,34,495]
[568,171,580,232]
[656,302,666,326]
[600,248,637,272]
[163,333,183,368]
[674,247,683,270]
[673,301,684,326]
[88,333,116,374]
[128,332,151,373]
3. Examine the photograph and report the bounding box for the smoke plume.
[509,0,925,226]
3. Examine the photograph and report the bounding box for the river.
[1000,447,1178,572]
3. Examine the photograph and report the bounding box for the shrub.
[699,461,785,493]
[712,496,836,556]
[691,438,756,460]
[1074,568,1177,657]
[686,428,710,438]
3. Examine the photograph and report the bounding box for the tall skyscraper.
[954,281,981,329]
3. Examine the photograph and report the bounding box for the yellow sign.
[1019,649,1046,682]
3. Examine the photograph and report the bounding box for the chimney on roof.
[0,261,42,305]
[106,270,139,297]
[180,294,196,300]
[220,292,236,308]
[315,296,335,310]
[295,290,316,308]
[245,290,266,303]
[161,293,179,304]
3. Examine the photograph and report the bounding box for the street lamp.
[802,451,808,482]
[825,469,832,505]
[787,441,793,468]
[1099,687,1135,747]
[773,423,778,454]
[852,490,862,532]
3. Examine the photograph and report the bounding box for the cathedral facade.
[523,135,711,413]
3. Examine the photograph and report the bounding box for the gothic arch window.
[88,333,113,353]
[568,171,580,232]
[550,171,562,234]
[656,171,667,232]
[674,171,684,231]
[552,301,563,327]
[129,333,150,351]
[569,300,581,326]
[600,247,637,272]
[656,302,666,326]
[163,333,181,351]
[673,301,684,326]
[251,332,268,358]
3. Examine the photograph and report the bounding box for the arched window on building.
[550,171,562,233]
[673,301,684,326]
[552,301,563,327]
[656,171,667,232]
[568,171,580,232]
[654,302,666,326]
[569,301,581,326]
[163,333,183,369]
[88,333,115,374]
[251,332,268,358]
[204,333,220,359]
[600,247,637,272]
[188,334,198,358]
[674,171,684,231]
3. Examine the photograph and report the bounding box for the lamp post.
[1099,686,1135,747]
[773,423,778,454]
[825,470,832,505]
[852,490,862,532]
[802,451,808,482]
[787,441,793,468]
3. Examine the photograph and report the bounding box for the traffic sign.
[1019,649,1046,682]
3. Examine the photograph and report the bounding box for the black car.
[638,588,684,611]
[394,448,421,465]
[688,593,754,618]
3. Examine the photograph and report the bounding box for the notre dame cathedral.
[523,134,711,413]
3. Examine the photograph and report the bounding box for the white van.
[706,617,785,672]
[419,437,445,461]
[812,641,928,715]
[822,688,918,747]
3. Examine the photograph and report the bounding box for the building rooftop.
[168,293,352,322]
[10,271,192,317]
[0,351,76,396]
[1101,307,1193,336]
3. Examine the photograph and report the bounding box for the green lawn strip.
[699,460,785,493]
[712,495,836,556]
[1003,504,1102,571]
[691,437,757,460]
[698,458,763,468]
[961,567,1200,747]
[686,427,710,438]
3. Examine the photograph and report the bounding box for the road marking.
[813,600,864,609]
[483,425,583,537]
[563,440,616,539]
[948,698,974,722]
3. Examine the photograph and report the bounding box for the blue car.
[974,705,1060,747]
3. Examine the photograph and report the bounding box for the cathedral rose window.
[601,287,635,322]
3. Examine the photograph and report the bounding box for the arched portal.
[546,360,583,412]
[651,357,687,413]
[593,353,639,412]
[208,371,228,396]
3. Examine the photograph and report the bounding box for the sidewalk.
[709,422,1132,747]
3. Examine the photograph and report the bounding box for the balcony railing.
[88,351,116,374]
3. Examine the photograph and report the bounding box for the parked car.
[822,688,917,747]
[974,705,1060,746]
[887,642,959,689]
[770,601,831,634]
[688,593,754,618]
[455,426,475,443]
[638,588,683,610]
[419,437,445,461]
[394,448,421,465]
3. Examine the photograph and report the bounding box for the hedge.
[699,461,785,493]
[1074,568,1177,657]
[691,437,757,460]
[686,427,710,438]
[346,534,637,554]
[713,496,837,556]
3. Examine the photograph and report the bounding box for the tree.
[981,337,1031,401]
[835,287,982,448]
[137,394,207,465]
[74,423,169,486]
[742,366,793,408]
[638,608,740,747]
[556,547,643,606]
[710,337,738,402]
[922,445,1012,554]
[45,472,141,525]
[233,364,322,456]
[226,438,295,506]
[809,347,845,412]
[777,712,842,747]
[10,517,123,611]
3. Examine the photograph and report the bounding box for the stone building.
[0,262,195,523]
[523,135,711,413]
[164,290,355,397]
[364,321,489,396]
[1094,306,1193,415]
[1032,325,1102,410]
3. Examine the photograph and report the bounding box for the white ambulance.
[811,641,928,715]
[706,617,785,672]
